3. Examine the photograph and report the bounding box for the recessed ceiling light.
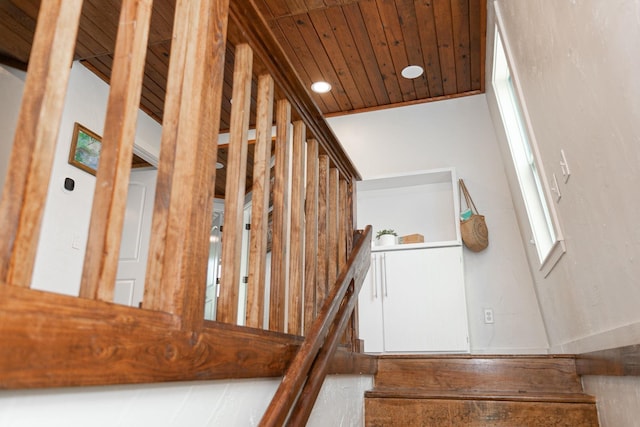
[401,65,424,79]
[311,81,332,93]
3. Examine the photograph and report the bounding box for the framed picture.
[68,122,101,175]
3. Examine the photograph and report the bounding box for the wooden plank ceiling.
[0,0,486,194]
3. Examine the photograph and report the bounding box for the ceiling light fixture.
[311,81,332,93]
[401,65,424,79]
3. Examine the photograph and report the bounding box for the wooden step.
[375,355,584,394]
[366,388,596,404]
[365,396,599,427]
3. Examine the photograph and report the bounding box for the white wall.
[0,375,372,427]
[485,1,640,425]
[1,61,370,425]
[328,95,549,354]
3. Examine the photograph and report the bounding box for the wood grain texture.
[216,43,253,325]
[303,139,319,334]
[316,154,330,314]
[259,225,372,426]
[286,120,306,335]
[246,74,274,329]
[0,284,373,388]
[375,356,584,394]
[80,0,153,302]
[144,0,229,330]
[268,100,292,330]
[365,398,599,427]
[327,168,340,290]
[0,0,83,287]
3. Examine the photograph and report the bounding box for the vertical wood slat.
[144,0,229,329]
[338,177,353,345]
[217,43,253,325]
[0,0,83,287]
[327,168,339,289]
[303,139,319,334]
[269,100,292,331]
[79,0,153,301]
[316,154,330,314]
[245,74,275,329]
[287,121,306,335]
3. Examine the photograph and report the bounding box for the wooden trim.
[303,139,319,334]
[217,43,253,325]
[0,284,374,388]
[228,0,361,182]
[246,74,274,329]
[144,0,229,330]
[287,121,306,335]
[0,0,83,287]
[576,344,640,376]
[80,0,153,302]
[259,225,372,426]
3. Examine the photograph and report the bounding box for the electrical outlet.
[484,308,494,324]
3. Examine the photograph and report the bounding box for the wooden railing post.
[216,43,253,325]
[269,100,293,331]
[304,139,319,334]
[316,154,330,313]
[0,0,83,288]
[246,74,275,329]
[287,121,307,335]
[144,0,229,329]
[79,0,153,302]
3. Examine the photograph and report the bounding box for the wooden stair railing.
[260,226,372,427]
[0,0,376,392]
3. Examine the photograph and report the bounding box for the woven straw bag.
[459,179,488,252]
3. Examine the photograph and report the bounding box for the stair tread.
[366,387,596,403]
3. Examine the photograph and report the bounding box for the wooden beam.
[327,167,339,289]
[216,43,253,325]
[246,74,275,329]
[0,0,83,287]
[269,100,292,330]
[303,139,319,334]
[0,284,375,388]
[287,120,306,335]
[144,0,229,329]
[79,0,153,302]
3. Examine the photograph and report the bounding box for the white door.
[114,169,157,307]
[357,253,385,352]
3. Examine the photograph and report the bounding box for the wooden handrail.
[259,226,372,426]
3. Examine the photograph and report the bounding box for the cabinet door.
[357,254,384,352]
[382,247,469,352]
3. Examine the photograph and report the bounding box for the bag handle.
[459,179,480,214]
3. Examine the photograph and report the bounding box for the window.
[492,25,565,276]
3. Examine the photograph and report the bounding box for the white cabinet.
[356,168,470,353]
[358,246,469,353]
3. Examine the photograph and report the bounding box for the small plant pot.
[376,234,397,246]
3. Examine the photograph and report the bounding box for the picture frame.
[68,122,101,175]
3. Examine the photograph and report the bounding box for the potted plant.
[376,229,398,246]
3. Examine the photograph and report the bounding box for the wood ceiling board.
[432,0,458,95]
[395,0,429,99]
[307,9,366,110]
[340,2,390,106]
[469,0,486,91]
[357,0,404,105]
[323,6,378,109]
[415,0,445,98]
[451,0,472,93]
[375,0,417,102]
